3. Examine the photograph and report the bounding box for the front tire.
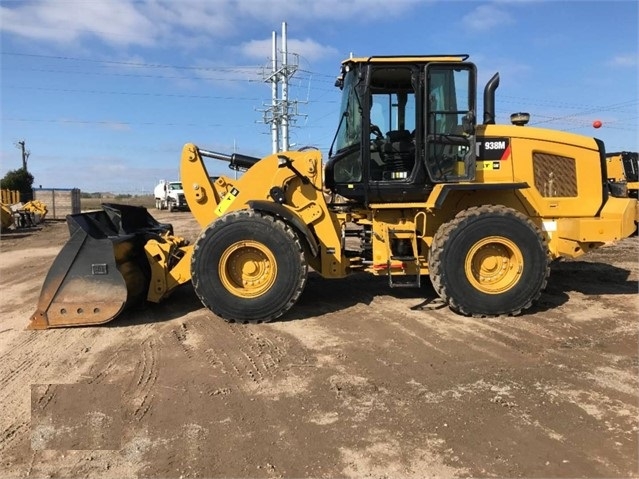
[429,205,549,316]
[191,210,308,323]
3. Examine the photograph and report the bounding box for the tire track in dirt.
[86,332,162,421]
[0,421,28,454]
[359,285,638,476]
[368,297,532,361]
[130,338,159,422]
[86,347,127,386]
[0,324,157,471]
[32,384,56,411]
[0,329,94,457]
[173,317,290,394]
[0,333,41,393]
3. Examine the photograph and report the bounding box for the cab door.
[424,63,477,182]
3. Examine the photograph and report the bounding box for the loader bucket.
[29,203,172,329]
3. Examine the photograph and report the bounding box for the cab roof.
[342,54,470,65]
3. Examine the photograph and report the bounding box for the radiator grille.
[533,153,577,197]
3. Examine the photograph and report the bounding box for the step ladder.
[384,226,421,288]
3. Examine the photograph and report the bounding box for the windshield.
[169,183,182,190]
[333,70,362,153]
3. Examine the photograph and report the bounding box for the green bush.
[1,168,34,202]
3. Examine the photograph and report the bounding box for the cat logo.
[477,161,502,171]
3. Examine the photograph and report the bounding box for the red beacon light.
[593,120,602,129]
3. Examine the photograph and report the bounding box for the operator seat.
[382,129,415,180]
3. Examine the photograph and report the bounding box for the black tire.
[191,210,308,323]
[429,205,549,317]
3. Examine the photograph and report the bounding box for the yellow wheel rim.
[219,240,277,298]
[465,236,523,294]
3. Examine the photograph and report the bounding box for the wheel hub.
[465,236,523,294]
[219,241,277,298]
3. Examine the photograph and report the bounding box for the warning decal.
[215,187,240,216]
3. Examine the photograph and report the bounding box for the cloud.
[239,38,339,63]
[607,54,638,68]
[235,0,424,22]
[1,0,424,48]
[137,1,236,39]
[102,121,132,132]
[0,0,156,46]
[461,3,515,32]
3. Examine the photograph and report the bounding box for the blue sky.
[1,0,637,194]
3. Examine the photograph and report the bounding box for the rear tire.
[429,205,549,316]
[191,210,308,323]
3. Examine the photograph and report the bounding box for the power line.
[1,51,338,86]
[2,66,266,83]
[529,100,639,126]
[2,84,339,104]
[4,85,263,101]
[1,51,263,74]
[2,117,229,128]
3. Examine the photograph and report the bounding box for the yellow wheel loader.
[1,202,14,230]
[607,151,638,198]
[29,54,639,329]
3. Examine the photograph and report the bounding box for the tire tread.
[429,205,550,317]
[191,209,307,323]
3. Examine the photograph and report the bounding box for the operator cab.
[325,55,477,204]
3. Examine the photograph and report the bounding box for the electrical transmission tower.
[260,22,305,154]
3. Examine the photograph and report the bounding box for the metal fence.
[33,188,81,220]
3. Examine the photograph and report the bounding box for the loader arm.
[181,143,346,276]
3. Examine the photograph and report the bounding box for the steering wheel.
[370,124,384,140]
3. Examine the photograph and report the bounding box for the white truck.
[154,180,188,211]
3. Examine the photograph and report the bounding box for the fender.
[427,182,530,209]
[247,200,320,257]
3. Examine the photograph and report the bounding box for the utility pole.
[281,22,290,151]
[270,31,280,154]
[16,140,30,170]
[260,22,303,153]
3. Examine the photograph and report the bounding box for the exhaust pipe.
[483,73,500,125]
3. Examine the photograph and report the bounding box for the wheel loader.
[607,151,638,198]
[29,54,639,329]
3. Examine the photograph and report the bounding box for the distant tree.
[1,168,34,202]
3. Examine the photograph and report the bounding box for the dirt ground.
[1,208,637,478]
